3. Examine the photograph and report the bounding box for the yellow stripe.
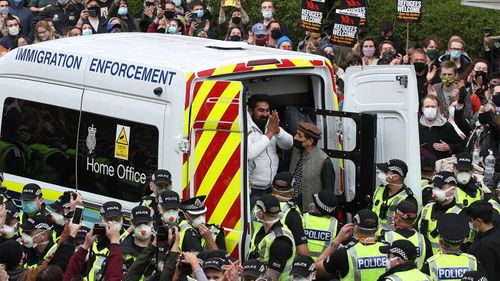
[196,133,240,196]
[189,81,216,129]
[184,72,194,136]
[182,160,189,190]
[209,169,240,226]
[212,64,237,76]
[325,58,333,68]
[290,59,313,67]
[252,64,278,71]
[225,219,241,255]
[4,180,62,202]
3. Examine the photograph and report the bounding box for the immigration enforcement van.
[0,33,420,258]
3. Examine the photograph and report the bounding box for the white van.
[0,33,420,258]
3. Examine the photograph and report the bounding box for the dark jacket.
[419,115,463,161]
[122,243,156,281]
[438,53,472,77]
[8,0,32,36]
[468,228,500,281]
[39,3,80,35]
[107,1,138,32]
[82,16,107,33]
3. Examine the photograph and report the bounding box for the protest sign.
[301,0,325,32]
[396,0,423,23]
[330,13,360,47]
[337,0,366,26]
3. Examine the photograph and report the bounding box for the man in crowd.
[412,48,430,102]
[8,0,31,36]
[19,183,51,229]
[38,0,80,35]
[289,122,335,212]
[376,20,404,55]
[439,37,472,76]
[259,0,288,37]
[247,94,293,206]
[372,159,417,231]
[121,205,153,271]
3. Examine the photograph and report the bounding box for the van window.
[0,97,79,188]
[77,111,159,202]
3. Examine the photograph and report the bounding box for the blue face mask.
[22,201,38,215]
[82,29,92,36]
[117,6,127,15]
[172,0,181,6]
[14,0,23,5]
[450,50,461,60]
[196,9,204,18]
[167,25,177,34]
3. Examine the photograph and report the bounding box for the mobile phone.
[145,1,155,7]
[88,9,97,17]
[92,223,106,236]
[72,205,84,224]
[157,225,168,241]
[485,28,492,36]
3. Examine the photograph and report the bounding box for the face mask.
[117,7,128,15]
[377,171,389,186]
[167,25,177,34]
[82,29,92,35]
[270,29,281,40]
[383,50,395,61]
[22,201,38,215]
[162,209,179,224]
[450,50,461,60]
[191,215,206,228]
[441,76,455,86]
[293,139,305,151]
[134,224,152,240]
[253,209,263,224]
[427,49,439,60]
[326,53,334,63]
[229,35,241,41]
[8,26,20,36]
[262,10,272,19]
[1,224,17,239]
[52,212,66,226]
[195,9,204,18]
[363,47,375,57]
[164,10,175,19]
[432,187,448,202]
[21,233,35,248]
[39,32,49,41]
[448,106,455,118]
[423,107,437,120]
[386,257,398,270]
[457,172,471,185]
[157,28,166,33]
[58,0,69,5]
[110,221,122,232]
[263,216,280,225]
[231,16,241,25]
[0,7,8,13]
[255,37,267,46]
[88,6,100,17]
[413,62,427,73]
[172,0,181,6]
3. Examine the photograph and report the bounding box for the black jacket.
[419,115,464,161]
[39,3,80,34]
[468,228,500,281]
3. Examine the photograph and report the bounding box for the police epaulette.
[404,186,414,195]
[344,240,357,249]
[287,201,297,208]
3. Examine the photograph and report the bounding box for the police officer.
[19,214,55,267]
[242,259,266,281]
[418,171,465,255]
[156,189,182,226]
[460,271,488,281]
[383,201,432,270]
[248,194,295,281]
[372,159,417,231]
[315,209,388,281]
[421,156,435,206]
[290,255,316,281]
[0,171,13,204]
[378,239,432,281]
[19,183,51,230]
[179,195,225,252]
[88,201,126,281]
[253,172,309,256]
[303,189,339,261]
[121,206,153,272]
[0,202,20,242]
[454,153,483,208]
[140,169,173,225]
[422,213,480,281]
[47,192,73,239]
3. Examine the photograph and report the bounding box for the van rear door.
[342,65,421,205]
[187,80,247,258]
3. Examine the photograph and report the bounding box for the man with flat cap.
[454,153,483,208]
[289,122,335,212]
[316,209,388,280]
[253,171,310,256]
[179,195,225,252]
[378,239,432,280]
[422,213,480,281]
[418,171,465,255]
[249,194,295,281]
[382,201,432,270]
[303,189,340,261]
[372,159,417,231]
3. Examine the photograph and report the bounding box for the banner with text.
[396,0,423,23]
[330,14,360,47]
[301,0,325,33]
[337,0,366,26]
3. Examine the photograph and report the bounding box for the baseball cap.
[76,226,90,240]
[5,202,20,221]
[455,152,473,171]
[21,183,42,200]
[0,240,23,271]
[437,213,469,244]
[297,122,322,139]
[432,171,457,188]
[157,190,181,210]
[151,169,172,185]
[255,194,281,215]
[272,172,294,192]
[376,159,408,177]
[380,239,417,261]
[100,201,123,219]
[290,255,315,277]
[353,209,378,230]
[242,259,265,278]
[312,190,337,216]
[394,201,418,220]
[49,193,71,213]
[202,256,224,271]
[181,195,207,215]
[130,205,152,225]
[252,23,267,36]
[20,214,54,231]
[461,271,488,281]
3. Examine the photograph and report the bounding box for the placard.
[301,0,325,33]
[396,0,423,23]
[330,14,360,47]
[337,0,366,26]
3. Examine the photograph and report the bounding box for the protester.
[439,36,472,77]
[361,37,379,66]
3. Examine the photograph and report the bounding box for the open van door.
[342,65,421,206]
[187,80,247,258]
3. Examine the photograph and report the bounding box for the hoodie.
[419,114,463,161]
[438,53,472,77]
[8,0,32,36]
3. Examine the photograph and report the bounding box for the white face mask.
[377,171,389,186]
[386,257,398,270]
[52,212,67,226]
[423,107,437,120]
[432,187,454,202]
[110,221,123,232]
[191,215,206,228]
[1,224,18,239]
[134,224,152,241]
[21,232,48,248]
[162,209,179,225]
[457,172,471,185]
[468,221,479,232]
[8,26,20,36]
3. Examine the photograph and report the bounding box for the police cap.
[395,200,418,220]
[131,205,152,225]
[151,169,172,185]
[455,152,473,171]
[433,171,457,188]
[290,255,315,277]
[21,183,42,201]
[272,172,294,192]
[181,195,207,215]
[353,209,378,230]
[157,190,181,210]
[376,159,408,178]
[312,190,337,216]
[100,201,123,219]
[380,239,417,261]
[242,259,266,278]
[20,214,53,231]
[437,213,469,244]
[255,194,280,215]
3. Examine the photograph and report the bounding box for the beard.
[252,116,268,133]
